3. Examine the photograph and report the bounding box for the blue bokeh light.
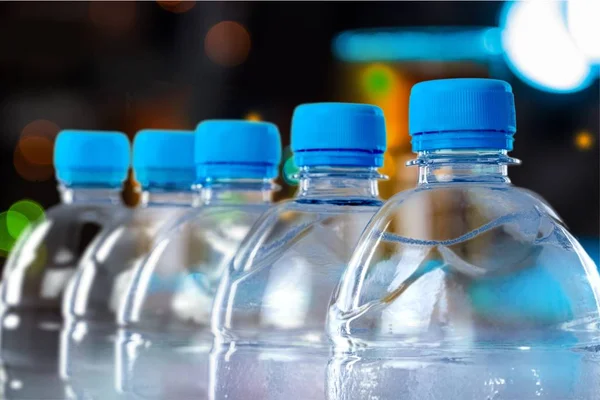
[332,27,502,63]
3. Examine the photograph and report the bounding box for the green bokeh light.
[283,156,299,186]
[0,212,16,255]
[364,67,393,97]
[7,200,45,240]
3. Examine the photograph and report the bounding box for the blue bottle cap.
[195,120,282,180]
[133,130,195,189]
[409,78,517,152]
[291,103,386,167]
[54,130,130,187]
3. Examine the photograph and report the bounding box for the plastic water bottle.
[59,130,196,398]
[0,130,130,399]
[327,79,600,400]
[117,120,282,399]
[210,103,387,400]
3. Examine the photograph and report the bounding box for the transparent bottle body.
[327,151,600,400]
[0,187,128,399]
[60,189,194,399]
[211,168,383,400]
[117,183,274,399]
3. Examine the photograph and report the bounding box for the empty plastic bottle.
[327,79,600,400]
[0,130,131,399]
[210,103,387,400]
[117,121,282,399]
[60,130,196,399]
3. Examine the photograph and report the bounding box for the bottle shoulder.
[234,198,383,259]
[212,198,383,344]
[212,197,379,278]
[328,183,600,349]
[118,203,272,328]
[79,206,192,267]
[4,203,130,269]
[379,183,562,227]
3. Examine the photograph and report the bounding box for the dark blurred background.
[0,1,598,262]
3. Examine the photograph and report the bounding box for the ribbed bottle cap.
[409,78,516,152]
[291,103,386,167]
[195,120,282,180]
[54,130,130,187]
[133,130,195,188]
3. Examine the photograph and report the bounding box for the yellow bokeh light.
[205,21,251,67]
[245,112,261,122]
[575,130,595,150]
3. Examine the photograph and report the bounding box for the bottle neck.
[196,179,277,206]
[408,149,520,185]
[59,185,123,205]
[141,187,195,207]
[297,166,382,198]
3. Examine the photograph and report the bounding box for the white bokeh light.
[567,0,600,62]
[501,0,593,93]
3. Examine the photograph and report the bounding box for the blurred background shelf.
[0,1,598,268]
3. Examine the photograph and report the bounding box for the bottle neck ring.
[408,149,520,185]
[296,166,383,198]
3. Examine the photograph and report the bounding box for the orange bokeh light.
[14,119,60,182]
[21,119,60,139]
[157,0,195,13]
[245,112,261,122]
[205,21,251,67]
[575,130,595,150]
[359,64,412,151]
[14,145,54,182]
[18,136,54,166]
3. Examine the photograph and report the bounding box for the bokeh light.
[0,200,47,252]
[89,1,137,36]
[501,1,594,93]
[5,211,28,243]
[362,64,395,97]
[126,91,192,132]
[21,119,60,140]
[8,200,45,237]
[574,130,595,151]
[157,0,196,14]
[357,64,410,151]
[567,0,600,62]
[0,212,15,255]
[18,136,53,166]
[0,208,47,264]
[245,112,262,121]
[14,119,60,182]
[205,21,251,67]
[283,155,299,186]
[333,28,502,63]
[14,145,54,182]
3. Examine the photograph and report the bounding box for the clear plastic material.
[0,186,129,399]
[60,189,194,399]
[211,167,383,400]
[117,181,275,399]
[327,150,600,400]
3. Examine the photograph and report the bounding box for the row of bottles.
[0,78,598,400]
